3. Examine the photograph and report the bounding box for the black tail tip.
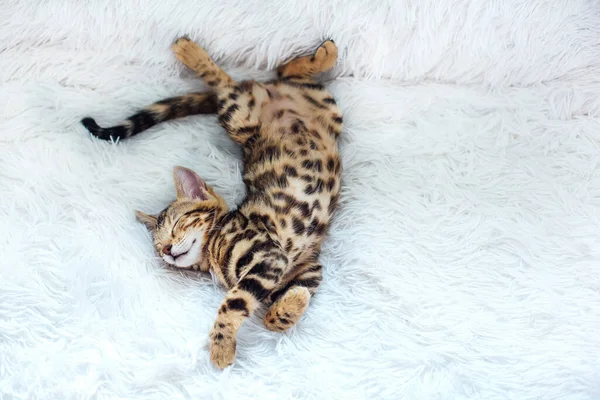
[81,117,117,141]
[80,117,126,142]
[81,117,101,134]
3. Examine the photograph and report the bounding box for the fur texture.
[1,0,600,398]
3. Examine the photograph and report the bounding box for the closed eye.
[171,217,182,236]
[171,207,211,236]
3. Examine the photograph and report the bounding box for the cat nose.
[163,244,172,255]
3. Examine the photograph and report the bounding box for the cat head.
[136,166,228,269]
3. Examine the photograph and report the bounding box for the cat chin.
[164,258,201,269]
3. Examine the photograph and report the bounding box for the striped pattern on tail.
[81,92,217,141]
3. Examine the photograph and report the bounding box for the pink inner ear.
[175,167,209,200]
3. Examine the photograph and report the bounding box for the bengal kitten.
[81,37,343,369]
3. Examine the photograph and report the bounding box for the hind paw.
[312,40,338,70]
[172,36,210,72]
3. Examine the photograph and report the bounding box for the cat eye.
[171,217,185,236]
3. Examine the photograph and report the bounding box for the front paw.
[209,329,236,369]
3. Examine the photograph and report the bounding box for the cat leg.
[208,251,289,369]
[172,37,260,145]
[172,36,236,89]
[277,40,338,79]
[263,262,322,332]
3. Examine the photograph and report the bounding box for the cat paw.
[173,34,191,45]
[312,40,338,70]
[171,36,209,71]
[209,329,236,369]
[264,287,310,332]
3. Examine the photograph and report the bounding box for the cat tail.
[81,91,217,141]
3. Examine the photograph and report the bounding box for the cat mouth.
[172,249,189,260]
[164,239,198,267]
[168,246,190,262]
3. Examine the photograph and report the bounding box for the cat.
[81,37,343,369]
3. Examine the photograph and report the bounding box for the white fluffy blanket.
[1,0,600,398]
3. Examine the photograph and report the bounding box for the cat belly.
[260,85,310,126]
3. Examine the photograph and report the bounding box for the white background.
[1,0,599,398]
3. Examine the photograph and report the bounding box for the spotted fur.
[91,38,343,369]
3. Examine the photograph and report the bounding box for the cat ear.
[173,166,210,200]
[135,211,157,230]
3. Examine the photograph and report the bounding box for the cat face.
[136,166,227,269]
